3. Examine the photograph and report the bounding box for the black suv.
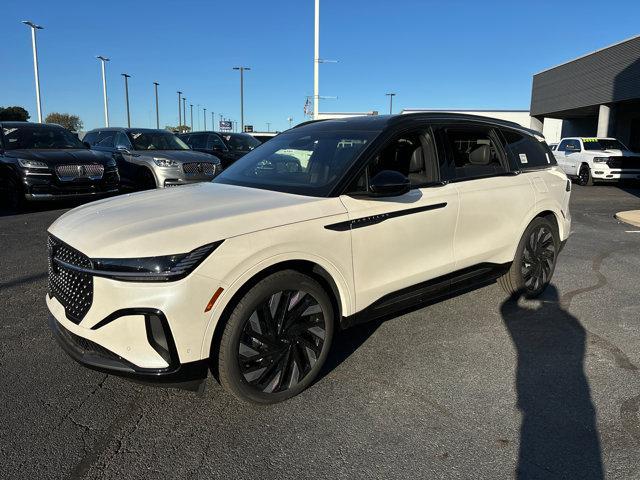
[0,122,119,209]
[179,131,261,168]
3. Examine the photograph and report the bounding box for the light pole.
[182,97,187,132]
[177,91,182,128]
[153,82,160,129]
[266,122,271,132]
[233,66,251,132]
[211,111,214,131]
[122,73,131,127]
[385,93,396,115]
[22,21,44,123]
[96,56,110,127]
[204,108,207,130]
[314,0,319,120]
[288,116,293,129]
[190,104,194,132]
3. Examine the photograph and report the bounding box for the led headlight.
[18,158,48,169]
[153,157,178,167]
[53,241,224,282]
[593,157,609,163]
[91,241,223,281]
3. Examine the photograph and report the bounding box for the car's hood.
[48,183,346,258]
[4,149,110,165]
[135,149,219,163]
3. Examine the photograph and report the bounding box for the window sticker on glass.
[132,133,142,139]
[3,128,18,135]
[519,153,528,164]
[545,153,551,164]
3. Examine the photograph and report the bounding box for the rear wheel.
[577,163,593,186]
[218,270,334,404]
[499,217,559,298]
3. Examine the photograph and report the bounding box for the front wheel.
[576,163,593,186]
[499,217,559,298]
[218,270,334,404]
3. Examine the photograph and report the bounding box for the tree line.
[0,106,83,131]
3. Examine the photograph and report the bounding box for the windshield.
[214,128,378,196]
[220,133,261,151]
[128,130,190,151]
[2,125,85,150]
[583,138,627,151]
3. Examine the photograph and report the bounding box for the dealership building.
[531,35,640,150]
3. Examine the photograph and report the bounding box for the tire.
[138,168,157,190]
[0,176,24,212]
[576,163,593,186]
[499,217,559,299]
[218,270,334,404]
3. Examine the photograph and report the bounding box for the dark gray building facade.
[531,35,640,150]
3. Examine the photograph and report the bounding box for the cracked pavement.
[1,184,640,479]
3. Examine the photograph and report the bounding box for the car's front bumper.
[591,168,640,181]
[48,312,209,386]
[22,168,120,200]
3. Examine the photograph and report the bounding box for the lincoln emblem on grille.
[197,163,203,173]
[77,165,86,177]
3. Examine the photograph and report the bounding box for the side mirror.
[369,170,411,197]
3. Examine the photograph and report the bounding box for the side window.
[501,129,556,168]
[189,134,207,149]
[440,126,507,180]
[567,139,581,152]
[95,131,115,148]
[207,134,227,150]
[557,140,568,152]
[349,128,439,192]
[115,132,132,149]
[82,131,98,145]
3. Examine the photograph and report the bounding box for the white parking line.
[625,230,640,233]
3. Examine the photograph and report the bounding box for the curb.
[615,210,640,228]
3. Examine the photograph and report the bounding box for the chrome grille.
[56,164,104,181]
[48,236,93,324]
[182,162,217,177]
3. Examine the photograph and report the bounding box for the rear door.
[339,125,460,311]
[436,123,535,268]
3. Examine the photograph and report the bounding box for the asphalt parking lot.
[1,184,640,480]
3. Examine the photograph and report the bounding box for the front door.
[339,127,460,312]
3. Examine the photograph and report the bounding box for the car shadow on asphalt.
[501,286,604,479]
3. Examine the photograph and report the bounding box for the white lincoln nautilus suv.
[47,114,571,403]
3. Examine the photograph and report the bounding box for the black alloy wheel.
[521,224,556,294]
[238,290,326,393]
[218,270,334,404]
[498,216,559,298]
[577,163,593,186]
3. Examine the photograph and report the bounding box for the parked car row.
[0,122,261,209]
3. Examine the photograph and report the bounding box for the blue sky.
[1,0,639,132]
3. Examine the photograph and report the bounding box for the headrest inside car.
[468,144,491,165]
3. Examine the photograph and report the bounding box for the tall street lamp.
[190,104,194,132]
[153,82,160,129]
[182,97,187,132]
[177,91,182,128]
[96,56,110,127]
[121,73,131,127]
[21,21,44,123]
[386,92,396,115]
[211,112,215,131]
[204,108,207,130]
[233,66,251,132]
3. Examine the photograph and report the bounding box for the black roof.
[85,127,174,133]
[178,131,254,136]
[292,113,541,138]
[0,121,66,129]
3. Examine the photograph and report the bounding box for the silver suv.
[83,128,222,189]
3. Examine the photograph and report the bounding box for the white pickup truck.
[554,137,640,185]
